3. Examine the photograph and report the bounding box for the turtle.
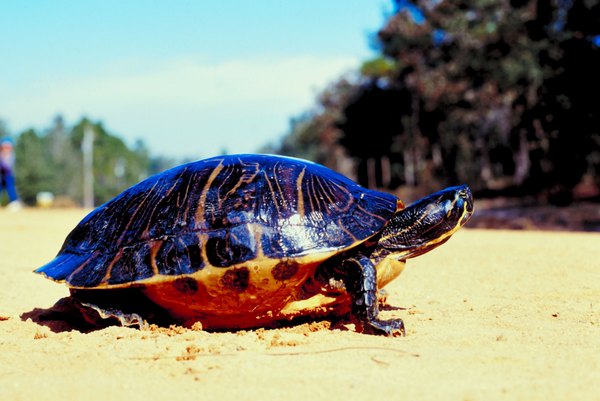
[35,154,473,335]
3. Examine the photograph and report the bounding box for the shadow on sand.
[20,297,112,333]
[20,296,408,335]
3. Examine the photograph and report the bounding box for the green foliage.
[14,129,54,204]
[11,116,164,206]
[360,57,397,79]
[70,119,151,205]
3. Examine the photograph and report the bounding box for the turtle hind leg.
[77,301,147,329]
[70,287,171,329]
[337,255,406,336]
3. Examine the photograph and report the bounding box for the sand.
[1,209,599,401]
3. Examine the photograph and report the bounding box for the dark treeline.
[3,1,599,208]
[266,0,600,205]
[0,116,173,206]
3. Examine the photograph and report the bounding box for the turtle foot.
[366,317,406,337]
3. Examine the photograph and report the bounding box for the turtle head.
[378,185,474,259]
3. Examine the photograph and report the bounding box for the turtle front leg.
[341,255,406,336]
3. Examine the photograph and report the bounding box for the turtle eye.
[456,187,473,213]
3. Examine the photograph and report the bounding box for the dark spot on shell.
[173,277,198,294]
[272,260,299,281]
[220,267,250,292]
[205,228,255,268]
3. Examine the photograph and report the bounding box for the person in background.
[0,138,22,211]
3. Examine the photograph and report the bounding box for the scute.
[35,154,399,288]
[106,243,155,285]
[204,225,257,268]
[153,233,204,276]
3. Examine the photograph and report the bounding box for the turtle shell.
[36,154,399,290]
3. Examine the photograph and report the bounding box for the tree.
[14,129,54,204]
[368,0,599,201]
[46,115,82,202]
[70,118,151,205]
[338,84,410,189]
[13,116,157,206]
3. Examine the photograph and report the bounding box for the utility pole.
[82,124,95,209]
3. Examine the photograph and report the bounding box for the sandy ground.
[1,208,599,401]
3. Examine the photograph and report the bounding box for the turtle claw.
[367,318,406,337]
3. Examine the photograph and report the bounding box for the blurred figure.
[0,138,22,211]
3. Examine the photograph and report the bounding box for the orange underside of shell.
[138,261,351,330]
[142,283,351,329]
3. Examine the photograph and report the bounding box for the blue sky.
[0,1,390,159]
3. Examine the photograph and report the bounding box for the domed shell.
[36,154,399,288]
